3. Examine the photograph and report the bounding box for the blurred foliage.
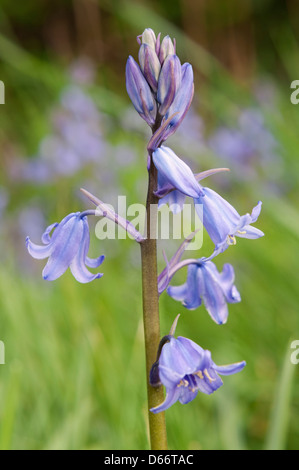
[0,0,299,450]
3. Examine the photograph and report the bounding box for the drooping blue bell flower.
[167,260,241,324]
[26,211,105,283]
[195,188,264,255]
[150,316,246,413]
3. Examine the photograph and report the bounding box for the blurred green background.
[0,0,299,450]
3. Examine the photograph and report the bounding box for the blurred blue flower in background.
[209,108,281,182]
[0,187,9,219]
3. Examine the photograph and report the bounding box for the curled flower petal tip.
[26,212,105,283]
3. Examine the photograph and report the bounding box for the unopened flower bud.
[138,44,161,92]
[157,55,182,116]
[159,35,175,64]
[137,28,156,50]
[162,63,194,139]
[126,56,156,126]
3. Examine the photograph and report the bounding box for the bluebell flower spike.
[26,212,105,283]
[129,29,193,142]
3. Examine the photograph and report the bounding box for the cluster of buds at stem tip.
[126,28,194,139]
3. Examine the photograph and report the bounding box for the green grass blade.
[265,340,296,450]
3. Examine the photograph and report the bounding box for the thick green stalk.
[140,155,168,450]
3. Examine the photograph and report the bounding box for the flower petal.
[167,264,202,310]
[125,56,156,126]
[195,187,240,245]
[198,264,229,324]
[159,190,186,214]
[250,201,262,222]
[237,225,264,239]
[157,54,181,115]
[150,385,182,414]
[159,336,203,381]
[195,369,223,395]
[69,218,104,283]
[162,63,194,140]
[153,146,202,198]
[41,222,59,244]
[26,236,53,260]
[42,214,83,281]
[178,385,198,405]
[86,254,105,268]
[213,361,246,376]
[207,262,241,304]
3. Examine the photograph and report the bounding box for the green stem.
[140,155,168,450]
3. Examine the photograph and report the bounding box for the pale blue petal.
[157,55,182,115]
[150,385,181,414]
[159,337,202,379]
[195,370,223,395]
[41,222,59,244]
[237,225,264,239]
[213,361,246,376]
[125,56,156,125]
[195,187,240,245]
[162,63,194,140]
[178,386,198,404]
[159,190,186,214]
[70,218,104,283]
[43,215,83,281]
[153,146,202,198]
[199,263,230,324]
[167,264,202,309]
[167,282,188,302]
[250,201,262,222]
[86,255,105,268]
[26,236,53,260]
[80,217,105,268]
[158,364,185,389]
[208,262,241,304]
